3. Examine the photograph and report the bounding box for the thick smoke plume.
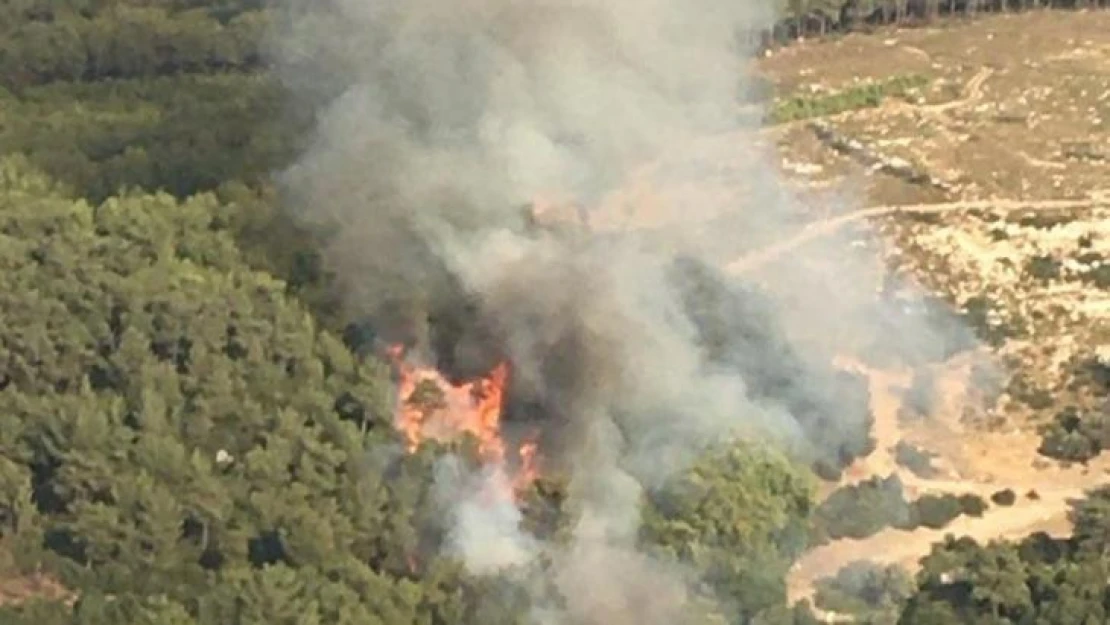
[273,0,975,622]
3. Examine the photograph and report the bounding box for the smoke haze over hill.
[272,1,980,622]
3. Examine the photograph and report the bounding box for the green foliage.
[768,74,929,125]
[899,523,1110,625]
[768,0,1110,45]
[0,6,268,88]
[1038,406,1110,463]
[894,442,938,478]
[813,475,910,541]
[1084,265,1110,289]
[0,156,497,623]
[814,561,913,622]
[1069,486,1110,556]
[642,441,817,623]
[990,489,1016,507]
[908,494,966,530]
[670,258,875,480]
[0,74,308,201]
[961,295,1016,348]
[814,478,987,542]
[1006,372,1054,411]
[1071,352,1110,397]
[1025,254,1062,282]
[1013,210,1074,230]
[0,160,835,622]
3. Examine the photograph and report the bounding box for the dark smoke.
[271,0,981,622]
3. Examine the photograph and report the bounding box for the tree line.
[4,0,1110,91]
[763,0,1110,43]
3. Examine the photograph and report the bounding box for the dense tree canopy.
[0,155,830,622]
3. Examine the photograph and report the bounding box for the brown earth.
[749,9,1110,611]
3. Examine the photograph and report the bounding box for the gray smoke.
[272,0,978,622]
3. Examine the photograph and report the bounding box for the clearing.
[754,10,1110,608]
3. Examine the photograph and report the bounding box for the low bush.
[991,489,1017,507]
[908,494,964,530]
[1038,407,1110,463]
[814,561,914,620]
[767,74,929,124]
[1026,255,1063,282]
[958,493,989,517]
[894,442,938,478]
[814,478,987,541]
[813,475,910,541]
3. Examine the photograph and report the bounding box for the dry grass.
[760,10,1110,608]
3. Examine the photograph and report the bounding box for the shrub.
[961,295,1015,347]
[1083,265,1110,289]
[958,493,989,517]
[814,561,914,618]
[894,442,938,478]
[991,489,1017,506]
[814,475,910,540]
[1026,255,1062,281]
[1008,374,1055,411]
[900,371,937,422]
[767,74,929,124]
[909,494,964,530]
[1038,407,1109,463]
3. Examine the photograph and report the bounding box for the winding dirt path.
[787,485,1081,605]
[784,354,1110,607]
[723,193,1110,275]
[921,66,995,114]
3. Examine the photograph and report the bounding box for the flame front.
[388,345,538,495]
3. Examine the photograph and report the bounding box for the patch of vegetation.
[813,477,985,543]
[1025,254,1063,282]
[0,74,310,202]
[813,475,912,542]
[900,487,1110,624]
[767,74,930,124]
[642,443,817,623]
[991,489,1017,507]
[1011,210,1075,230]
[814,561,914,622]
[899,370,937,422]
[961,295,1018,348]
[958,493,989,518]
[1007,373,1055,411]
[0,155,829,625]
[1081,265,1110,290]
[908,493,987,530]
[1038,406,1110,463]
[1074,354,1110,397]
[894,442,939,478]
[904,211,944,225]
[0,4,267,89]
[673,258,876,482]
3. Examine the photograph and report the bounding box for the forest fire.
[387,344,540,496]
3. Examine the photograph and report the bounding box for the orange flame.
[388,345,539,495]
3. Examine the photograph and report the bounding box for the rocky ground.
[751,9,1110,609]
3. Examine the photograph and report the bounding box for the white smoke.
[434,457,538,574]
[272,0,978,622]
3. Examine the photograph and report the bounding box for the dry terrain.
[544,10,1110,611]
[749,9,1110,608]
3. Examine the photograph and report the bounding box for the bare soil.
[751,9,1110,609]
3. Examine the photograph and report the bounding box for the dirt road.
[785,356,1110,606]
